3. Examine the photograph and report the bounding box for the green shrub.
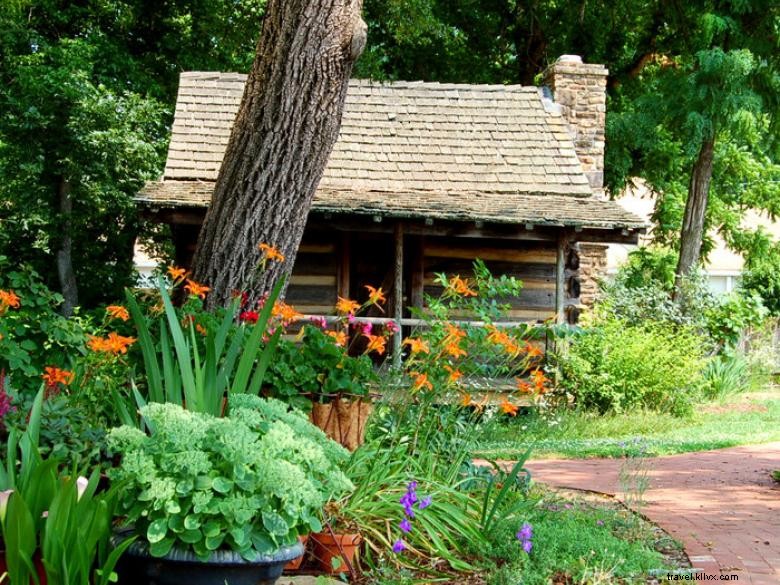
[0,258,89,395]
[108,398,353,560]
[556,320,705,416]
[742,245,780,315]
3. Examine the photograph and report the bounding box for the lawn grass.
[475,385,780,460]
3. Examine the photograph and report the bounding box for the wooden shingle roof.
[139,72,645,230]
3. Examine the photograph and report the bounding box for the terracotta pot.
[310,398,373,451]
[310,532,361,576]
[283,535,309,571]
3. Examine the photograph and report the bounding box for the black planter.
[114,533,303,585]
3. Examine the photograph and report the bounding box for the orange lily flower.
[0,289,20,312]
[410,371,433,392]
[184,279,210,299]
[525,342,543,358]
[42,366,74,388]
[336,297,361,315]
[271,301,303,325]
[447,275,477,297]
[195,323,208,336]
[327,330,348,347]
[402,337,430,354]
[106,305,130,322]
[364,285,386,310]
[445,365,463,384]
[531,369,547,389]
[258,243,285,263]
[88,332,136,355]
[516,379,534,394]
[364,333,386,355]
[167,266,188,283]
[460,392,473,407]
[444,341,467,359]
[500,399,519,416]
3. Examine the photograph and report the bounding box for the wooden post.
[555,235,566,324]
[337,232,350,300]
[393,223,404,367]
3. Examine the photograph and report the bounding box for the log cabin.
[136,55,645,349]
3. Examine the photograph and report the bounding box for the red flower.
[240,310,259,324]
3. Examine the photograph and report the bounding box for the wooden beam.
[337,233,350,300]
[392,223,404,367]
[555,235,566,324]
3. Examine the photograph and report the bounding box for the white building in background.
[608,183,780,295]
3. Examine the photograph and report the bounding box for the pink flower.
[76,476,89,499]
[386,320,400,334]
[310,316,327,329]
[347,313,357,325]
[360,322,373,335]
[0,489,13,521]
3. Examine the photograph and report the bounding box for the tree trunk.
[674,135,715,298]
[56,177,79,316]
[191,0,367,307]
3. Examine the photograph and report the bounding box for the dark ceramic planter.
[114,533,303,585]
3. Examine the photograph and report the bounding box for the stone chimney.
[543,55,608,195]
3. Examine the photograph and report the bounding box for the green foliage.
[108,398,352,560]
[701,353,749,400]
[742,243,780,315]
[484,498,667,585]
[555,320,706,416]
[123,276,283,419]
[0,259,89,395]
[266,324,378,407]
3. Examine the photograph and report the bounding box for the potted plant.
[108,395,353,585]
[310,501,362,577]
[268,323,380,451]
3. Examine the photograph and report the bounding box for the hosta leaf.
[205,533,225,550]
[179,529,202,544]
[203,520,221,538]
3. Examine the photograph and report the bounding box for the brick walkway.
[524,442,780,585]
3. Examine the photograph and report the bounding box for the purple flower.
[418,496,432,510]
[564,503,572,510]
[516,523,533,541]
[596,520,605,526]
[392,539,406,554]
[522,539,533,554]
[399,518,412,534]
[407,481,418,491]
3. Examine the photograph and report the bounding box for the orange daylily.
[106,305,130,322]
[444,323,466,343]
[409,371,433,392]
[516,379,534,394]
[500,399,519,416]
[258,243,285,263]
[336,297,361,315]
[0,289,20,311]
[327,330,348,347]
[402,337,430,354]
[88,332,136,355]
[531,369,547,389]
[364,333,387,355]
[445,365,464,384]
[460,392,473,407]
[272,301,303,324]
[195,323,208,336]
[447,275,477,297]
[364,285,386,310]
[525,342,543,358]
[42,366,74,388]
[184,279,210,299]
[444,341,467,359]
[167,265,188,283]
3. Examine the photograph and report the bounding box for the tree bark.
[674,135,715,299]
[56,177,79,316]
[191,0,367,307]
